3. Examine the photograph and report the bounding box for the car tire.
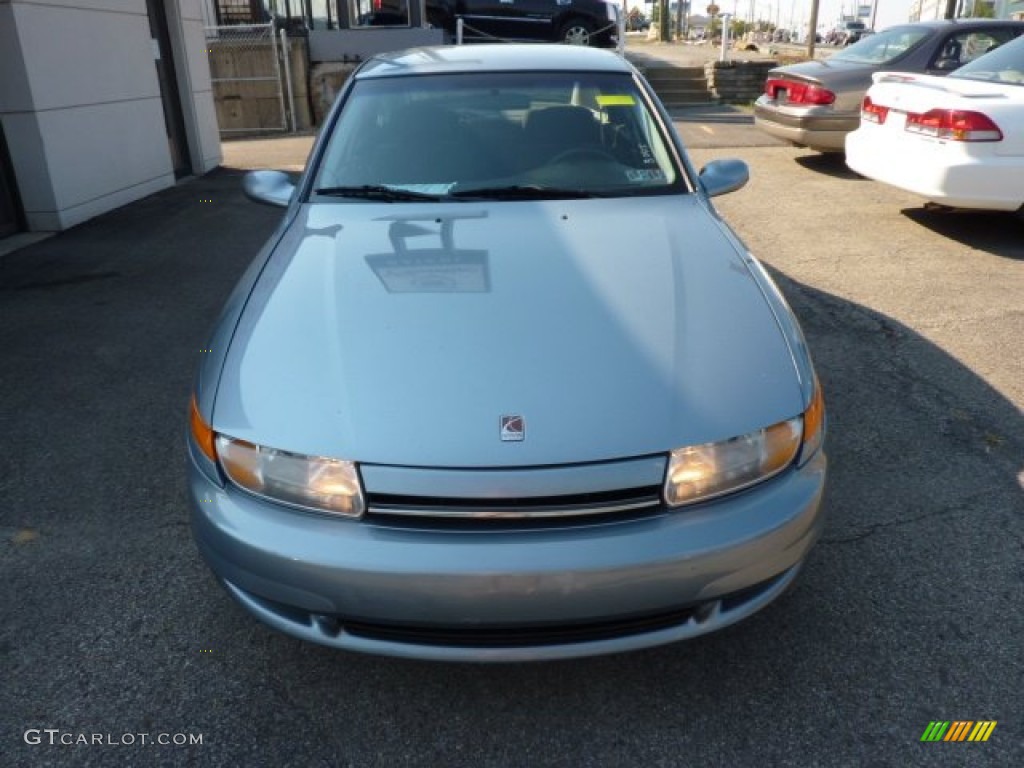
[561,18,594,46]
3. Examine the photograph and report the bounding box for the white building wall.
[915,0,946,20]
[0,0,221,232]
[170,0,223,176]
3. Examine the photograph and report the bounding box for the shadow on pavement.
[900,208,1024,261]
[0,169,1021,767]
[794,152,866,180]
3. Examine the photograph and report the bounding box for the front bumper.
[754,98,858,152]
[188,444,826,661]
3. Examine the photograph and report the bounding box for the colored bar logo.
[920,721,997,742]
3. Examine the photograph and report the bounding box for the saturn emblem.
[500,415,525,442]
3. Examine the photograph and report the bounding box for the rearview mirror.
[242,170,295,208]
[699,158,749,198]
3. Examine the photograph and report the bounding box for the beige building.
[0,0,221,235]
[910,0,1011,19]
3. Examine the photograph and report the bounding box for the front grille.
[341,605,704,648]
[366,485,663,522]
[336,573,787,648]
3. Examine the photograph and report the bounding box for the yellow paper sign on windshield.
[596,94,636,107]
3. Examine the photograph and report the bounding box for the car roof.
[356,44,635,79]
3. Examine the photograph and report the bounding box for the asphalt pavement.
[1,71,1022,767]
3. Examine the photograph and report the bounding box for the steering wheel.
[549,147,619,166]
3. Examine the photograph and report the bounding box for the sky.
[637,1,917,31]
[732,1,917,31]
[815,0,917,29]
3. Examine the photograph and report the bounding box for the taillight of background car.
[860,95,889,124]
[765,78,836,106]
[860,96,1002,142]
[904,109,1003,142]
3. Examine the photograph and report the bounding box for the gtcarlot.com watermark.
[25,729,203,747]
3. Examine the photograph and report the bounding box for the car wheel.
[561,18,594,46]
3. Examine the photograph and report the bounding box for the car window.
[830,26,931,64]
[312,72,683,199]
[929,29,1017,69]
[949,32,1024,85]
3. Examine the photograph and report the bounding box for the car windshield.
[312,71,684,201]
[949,34,1024,85]
[831,25,931,65]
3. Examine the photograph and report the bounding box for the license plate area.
[886,110,908,131]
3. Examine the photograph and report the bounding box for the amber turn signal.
[190,395,217,463]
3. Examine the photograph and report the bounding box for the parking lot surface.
[1,106,1021,767]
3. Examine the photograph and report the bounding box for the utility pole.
[944,0,957,17]
[807,0,819,58]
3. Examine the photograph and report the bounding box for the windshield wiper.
[449,185,602,201]
[313,185,445,202]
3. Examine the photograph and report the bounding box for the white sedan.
[846,33,1024,212]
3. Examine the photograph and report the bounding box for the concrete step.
[646,77,710,90]
[653,91,717,106]
[633,64,715,106]
[657,93,717,104]
[658,95,717,107]
[649,83,713,95]
[640,66,707,81]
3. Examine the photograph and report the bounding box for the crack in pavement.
[821,489,995,545]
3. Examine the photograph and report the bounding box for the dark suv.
[427,0,620,47]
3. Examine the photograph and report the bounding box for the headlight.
[663,417,803,507]
[216,435,365,518]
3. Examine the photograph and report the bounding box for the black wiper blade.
[449,185,601,200]
[313,185,444,202]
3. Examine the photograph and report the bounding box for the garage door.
[0,123,21,238]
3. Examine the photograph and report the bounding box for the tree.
[965,1,996,18]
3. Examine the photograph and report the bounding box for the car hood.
[213,197,803,467]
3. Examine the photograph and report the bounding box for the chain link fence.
[205,22,289,135]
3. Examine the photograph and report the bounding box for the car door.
[512,0,560,39]
[458,0,555,41]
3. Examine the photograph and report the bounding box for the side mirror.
[699,158,749,198]
[242,170,295,208]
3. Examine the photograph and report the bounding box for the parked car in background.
[426,0,621,47]
[846,34,1024,213]
[754,19,1024,152]
[839,21,868,46]
[188,44,827,662]
[626,12,650,32]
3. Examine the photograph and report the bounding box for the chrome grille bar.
[367,493,661,520]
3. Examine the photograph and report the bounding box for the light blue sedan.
[188,44,827,661]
